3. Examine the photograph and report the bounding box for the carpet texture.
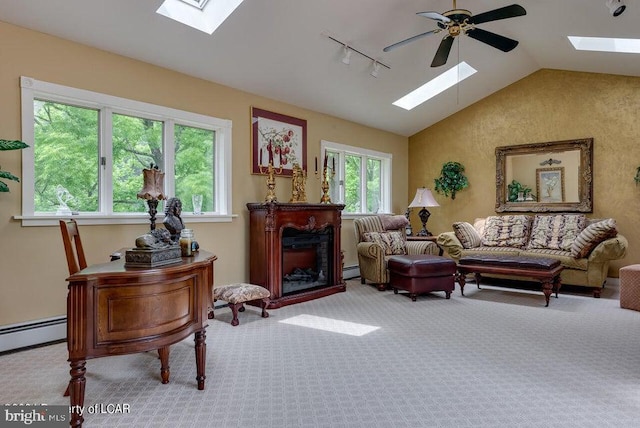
[1,279,639,427]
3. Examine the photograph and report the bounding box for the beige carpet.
[1,278,640,427]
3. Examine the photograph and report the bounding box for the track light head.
[606,0,626,16]
[341,46,352,65]
[370,61,381,78]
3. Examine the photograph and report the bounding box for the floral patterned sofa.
[437,214,628,297]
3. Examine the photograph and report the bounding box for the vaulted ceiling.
[1,0,639,136]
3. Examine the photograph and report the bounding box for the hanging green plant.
[0,139,29,193]
[434,161,469,200]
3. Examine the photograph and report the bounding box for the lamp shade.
[408,188,439,208]
[136,165,165,201]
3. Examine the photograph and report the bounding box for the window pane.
[344,154,361,213]
[327,151,339,204]
[33,100,99,212]
[112,114,164,213]
[174,125,215,213]
[366,158,382,213]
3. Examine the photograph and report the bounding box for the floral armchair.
[354,215,439,291]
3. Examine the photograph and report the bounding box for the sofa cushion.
[380,214,409,231]
[473,218,487,236]
[363,231,406,255]
[481,215,532,248]
[453,222,482,248]
[570,218,618,258]
[527,214,586,252]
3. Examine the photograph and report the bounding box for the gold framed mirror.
[495,138,593,213]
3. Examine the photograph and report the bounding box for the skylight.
[156,0,244,35]
[279,314,380,336]
[392,61,477,110]
[568,36,640,54]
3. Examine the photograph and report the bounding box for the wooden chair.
[59,219,87,398]
[59,219,87,276]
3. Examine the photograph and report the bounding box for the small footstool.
[387,255,457,301]
[211,283,270,326]
[619,264,640,312]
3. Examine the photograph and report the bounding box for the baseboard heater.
[343,265,360,280]
[0,316,66,354]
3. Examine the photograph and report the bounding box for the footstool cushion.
[387,255,456,301]
[211,283,270,326]
[620,264,640,312]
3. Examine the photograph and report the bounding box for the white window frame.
[17,76,233,226]
[320,140,392,218]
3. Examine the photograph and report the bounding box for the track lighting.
[606,0,626,16]
[370,61,381,78]
[322,32,391,72]
[341,46,352,65]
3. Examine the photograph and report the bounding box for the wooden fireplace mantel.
[247,202,346,308]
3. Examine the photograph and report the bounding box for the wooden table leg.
[541,280,553,307]
[456,272,466,296]
[194,329,206,390]
[69,359,86,428]
[158,346,170,384]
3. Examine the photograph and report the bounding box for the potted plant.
[0,139,28,193]
[434,161,469,200]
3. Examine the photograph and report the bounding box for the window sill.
[14,213,236,227]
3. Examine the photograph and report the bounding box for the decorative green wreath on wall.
[434,161,469,200]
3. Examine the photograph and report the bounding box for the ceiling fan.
[383,1,526,67]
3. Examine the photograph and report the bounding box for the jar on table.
[180,229,194,256]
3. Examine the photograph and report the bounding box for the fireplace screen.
[281,227,333,295]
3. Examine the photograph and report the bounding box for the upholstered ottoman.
[210,283,270,326]
[387,255,456,301]
[619,265,640,312]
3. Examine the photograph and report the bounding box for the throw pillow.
[380,214,409,231]
[570,218,618,258]
[481,215,532,248]
[453,222,482,249]
[527,214,586,251]
[473,217,486,236]
[362,231,407,255]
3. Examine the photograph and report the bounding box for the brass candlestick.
[289,163,307,203]
[259,161,282,203]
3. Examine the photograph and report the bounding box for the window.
[321,140,391,215]
[20,76,232,226]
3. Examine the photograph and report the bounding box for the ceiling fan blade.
[466,27,519,52]
[417,11,451,24]
[468,4,526,25]
[383,30,439,52]
[431,36,454,67]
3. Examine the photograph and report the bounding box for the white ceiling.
[1,0,639,136]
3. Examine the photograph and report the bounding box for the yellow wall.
[0,21,408,326]
[409,69,640,276]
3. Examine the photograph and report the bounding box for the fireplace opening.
[281,227,333,296]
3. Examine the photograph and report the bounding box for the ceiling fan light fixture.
[605,0,626,17]
[341,46,352,65]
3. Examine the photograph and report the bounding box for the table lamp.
[136,163,165,231]
[408,188,439,236]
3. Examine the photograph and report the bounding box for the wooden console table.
[65,250,216,427]
[247,202,346,308]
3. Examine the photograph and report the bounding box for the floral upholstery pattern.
[481,215,532,248]
[213,283,270,304]
[527,214,586,251]
[363,231,407,255]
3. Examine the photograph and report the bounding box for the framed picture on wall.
[251,107,307,176]
[536,167,565,203]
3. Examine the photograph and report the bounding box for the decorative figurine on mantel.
[289,163,307,203]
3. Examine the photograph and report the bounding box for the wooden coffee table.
[456,254,564,307]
